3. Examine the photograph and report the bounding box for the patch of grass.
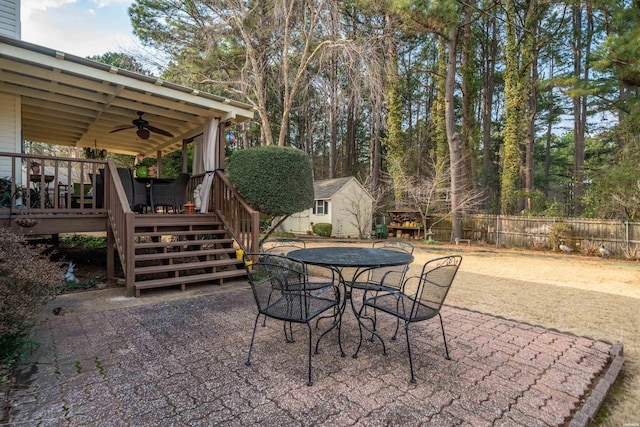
[59,234,106,248]
[420,239,443,245]
[0,333,38,377]
[57,278,99,293]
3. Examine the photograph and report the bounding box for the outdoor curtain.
[199,118,219,213]
[191,134,203,175]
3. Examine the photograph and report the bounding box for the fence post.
[496,215,500,248]
[625,220,629,252]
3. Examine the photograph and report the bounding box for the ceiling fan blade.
[146,125,174,137]
[109,125,136,133]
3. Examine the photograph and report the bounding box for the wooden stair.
[130,214,246,297]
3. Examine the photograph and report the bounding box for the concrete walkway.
[6,282,623,426]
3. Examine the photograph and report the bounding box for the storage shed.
[278,177,374,238]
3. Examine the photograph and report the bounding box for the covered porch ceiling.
[0,35,254,157]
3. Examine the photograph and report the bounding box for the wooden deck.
[129,213,246,297]
[1,154,260,297]
[0,210,247,297]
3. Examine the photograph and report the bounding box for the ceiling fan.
[109,111,174,140]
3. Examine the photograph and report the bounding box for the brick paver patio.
[6,285,622,426]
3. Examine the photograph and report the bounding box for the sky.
[20,0,138,58]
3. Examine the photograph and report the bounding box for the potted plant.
[30,161,40,174]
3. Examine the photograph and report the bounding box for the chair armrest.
[378,269,406,291]
[364,273,420,301]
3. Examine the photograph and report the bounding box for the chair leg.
[392,297,407,340]
[404,322,417,384]
[306,323,313,386]
[353,304,367,358]
[438,313,451,360]
[245,314,261,366]
[284,321,295,343]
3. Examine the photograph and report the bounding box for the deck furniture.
[149,173,189,213]
[260,238,336,337]
[244,253,341,386]
[117,168,148,213]
[356,255,462,383]
[29,174,54,208]
[288,246,414,356]
[70,182,92,208]
[352,240,415,290]
[88,169,104,208]
[350,240,416,337]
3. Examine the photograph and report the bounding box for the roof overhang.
[0,35,254,156]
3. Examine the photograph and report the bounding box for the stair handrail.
[213,170,260,254]
[103,159,136,297]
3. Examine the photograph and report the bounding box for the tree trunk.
[445,28,462,241]
[382,13,404,203]
[544,59,555,198]
[525,9,539,211]
[481,13,498,211]
[460,3,475,195]
[500,0,522,214]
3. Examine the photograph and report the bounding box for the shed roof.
[314,177,372,200]
[0,35,254,156]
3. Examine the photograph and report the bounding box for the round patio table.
[289,246,414,270]
[288,246,414,356]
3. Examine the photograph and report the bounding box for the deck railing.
[103,159,136,296]
[0,151,106,214]
[213,171,260,254]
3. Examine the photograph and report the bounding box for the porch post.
[215,121,227,213]
[182,140,189,174]
[217,121,227,170]
[156,150,162,177]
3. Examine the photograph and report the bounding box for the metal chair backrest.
[367,240,415,287]
[245,253,312,321]
[261,238,306,256]
[372,240,415,254]
[409,255,461,319]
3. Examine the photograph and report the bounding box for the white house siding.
[278,177,373,238]
[332,180,372,238]
[0,0,20,39]
[0,92,21,181]
[277,210,311,234]
[278,201,332,234]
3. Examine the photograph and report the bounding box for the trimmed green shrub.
[227,145,314,216]
[312,222,332,237]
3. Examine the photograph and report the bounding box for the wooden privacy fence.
[427,214,640,254]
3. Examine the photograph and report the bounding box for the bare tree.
[341,194,373,239]
[389,157,484,240]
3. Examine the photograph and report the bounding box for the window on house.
[313,200,328,215]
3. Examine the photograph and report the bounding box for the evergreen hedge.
[227,145,314,217]
[312,222,332,237]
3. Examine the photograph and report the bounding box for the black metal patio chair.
[260,240,337,340]
[357,240,415,290]
[348,241,415,336]
[260,237,307,254]
[261,238,336,292]
[355,255,462,383]
[244,253,341,386]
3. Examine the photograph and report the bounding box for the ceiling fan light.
[137,128,150,139]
